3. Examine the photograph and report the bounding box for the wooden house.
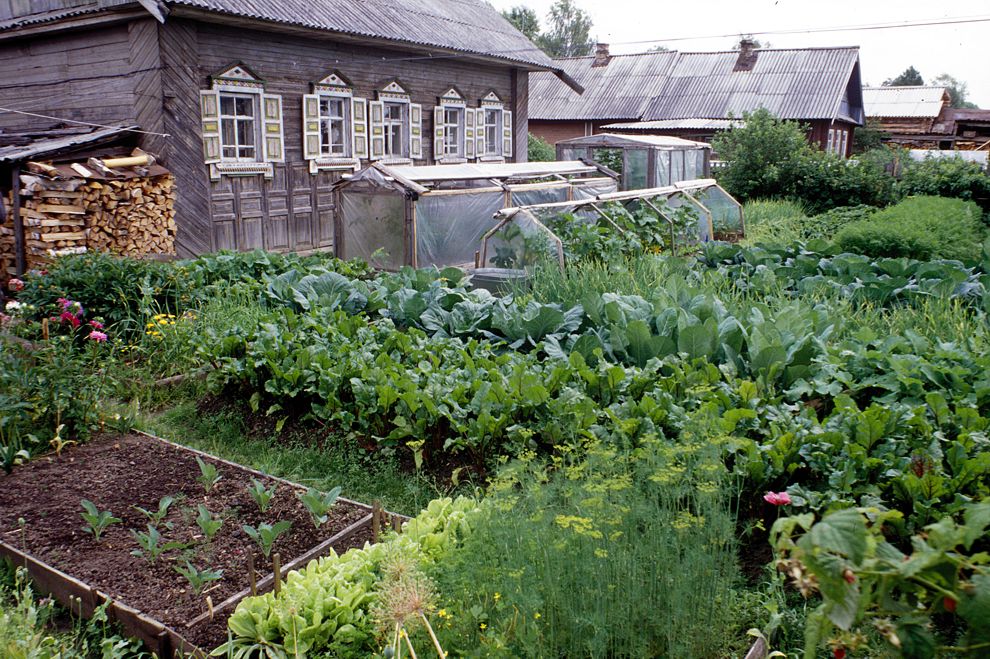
[0,0,579,256]
[531,42,865,158]
[863,86,990,151]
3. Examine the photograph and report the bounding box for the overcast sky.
[489,0,990,107]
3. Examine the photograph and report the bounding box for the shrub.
[790,153,896,214]
[835,196,985,262]
[527,133,555,162]
[741,199,808,245]
[803,204,877,241]
[898,156,990,213]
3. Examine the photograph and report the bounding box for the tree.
[883,66,924,86]
[732,34,770,49]
[539,0,593,58]
[528,133,556,162]
[501,5,541,44]
[931,73,979,109]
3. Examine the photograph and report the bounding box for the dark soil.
[0,433,371,650]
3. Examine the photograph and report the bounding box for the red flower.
[89,320,104,330]
[60,311,81,328]
[834,647,846,659]
[763,491,792,506]
[943,596,957,613]
[7,277,24,292]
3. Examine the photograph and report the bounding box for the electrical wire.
[0,108,171,137]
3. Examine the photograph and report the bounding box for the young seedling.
[80,499,121,541]
[130,524,185,564]
[242,521,292,558]
[246,478,277,514]
[0,444,29,474]
[195,456,222,493]
[174,560,223,594]
[133,495,176,530]
[296,486,342,528]
[195,504,223,542]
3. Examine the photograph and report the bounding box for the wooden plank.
[36,204,86,215]
[40,231,86,242]
[37,190,84,199]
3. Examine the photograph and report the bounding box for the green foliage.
[537,0,593,57]
[852,125,888,153]
[195,456,222,492]
[898,156,990,212]
[133,495,176,530]
[500,5,540,42]
[883,66,924,86]
[741,199,808,245]
[129,524,185,564]
[836,196,986,261]
[790,152,896,214]
[79,499,121,541]
[296,486,342,528]
[242,521,292,558]
[246,478,277,514]
[195,504,223,542]
[527,133,555,162]
[932,72,979,109]
[173,561,223,594]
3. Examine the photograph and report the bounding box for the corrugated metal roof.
[530,51,678,120]
[603,118,742,131]
[387,160,599,182]
[0,0,136,30]
[862,86,949,118]
[555,133,709,149]
[642,47,861,121]
[0,124,135,164]
[166,0,553,68]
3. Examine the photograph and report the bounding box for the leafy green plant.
[195,456,222,492]
[79,500,121,541]
[0,444,29,475]
[173,561,223,594]
[130,524,185,564]
[296,486,342,528]
[898,155,990,212]
[195,505,223,542]
[242,521,292,558]
[133,495,176,530]
[246,478,277,514]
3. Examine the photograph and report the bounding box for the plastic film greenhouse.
[480,179,743,270]
[554,133,711,190]
[332,161,618,270]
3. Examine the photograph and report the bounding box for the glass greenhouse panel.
[415,191,504,268]
[624,149,648,189]
[340,191,406,270]
[483,212,560,270]
[695,185,743,234]
[654,150,671,187]
[572,179,619,200]
[510,186,571,207]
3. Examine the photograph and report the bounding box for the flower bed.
[0,432,384,654]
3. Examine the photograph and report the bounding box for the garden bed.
[0,431,393,655]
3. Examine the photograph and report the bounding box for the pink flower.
[89,320,104,330]
[763,491,792,506]
[60,311,81,328]
[7,278,24,292]
[57,297,69,308]
[88,330,108,342]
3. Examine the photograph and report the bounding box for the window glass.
[319,96,348,156]
[484,108,500,155]
[443,107,463,157]
[384,102,407,158]
[219,92,257,161]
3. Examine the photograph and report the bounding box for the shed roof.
[0,0,558,72]
[0,124,135,164]
[530,51,678,120]
[387,160,600,183]
[603,118,742,131]
[554,133,710,149]
[642,47,862,122]
[862,86,949,118]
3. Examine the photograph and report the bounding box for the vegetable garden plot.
[0,432,386,655]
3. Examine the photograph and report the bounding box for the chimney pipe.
[592,42,610,67]
[734,38,758,72]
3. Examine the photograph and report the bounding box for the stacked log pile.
[1,151,176,275]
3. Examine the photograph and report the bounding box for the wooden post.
[12,165,25,275]
[248,553,257,596]
[272,553,281,596]
[371,500,382,543]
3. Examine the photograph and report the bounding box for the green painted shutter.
[199,90,221,164]
[261,94,284,163]
[302,94,321,160]
[369,100,385,160]
[352,97,368,160]
[433,106,444,161]
[409,103,423,159]
[502,110,513,159]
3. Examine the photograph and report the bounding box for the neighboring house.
[0,0,577,256]
[862,86,990,151]
[531,42,865,158]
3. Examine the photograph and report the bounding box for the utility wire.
[0,108,171,138]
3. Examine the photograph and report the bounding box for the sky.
[488,0,990,107]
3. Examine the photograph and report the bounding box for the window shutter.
[433,106,444,161]
[369,100,385,160]
[199,90,221,164]
[261,94,285,163]
[409,103,423,159]
[352,97,368,160]
[502,110,513,159]
[302,94,321,160]
[476,108,486,157]
[465,108,476,160]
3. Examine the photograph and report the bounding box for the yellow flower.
[479,623,487,631]
[533,612,541,620]
[437,609,449,618]
[594,549,609,558]
[493,592,501,602]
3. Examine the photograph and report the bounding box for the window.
[483,108,500,156]
[384,102,407,158]
[442,106,464,157]
[319,96,349,156]
[219,93,258,161]
[826,129,836,154]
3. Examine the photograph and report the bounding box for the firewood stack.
[1,150,176,275]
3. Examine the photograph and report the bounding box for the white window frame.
[442,105,465,158]
[318,92,351,158]
[383,100,410,159]
[206,73,276,180]
[218,91,261,162]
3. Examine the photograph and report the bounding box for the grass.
[740,199,808,246]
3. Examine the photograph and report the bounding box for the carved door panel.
[264,167,290,251]
[287,162,316,252]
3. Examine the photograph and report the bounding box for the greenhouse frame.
[554,133,711,190]
[332,161,618,269]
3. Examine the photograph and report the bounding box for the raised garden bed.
[0,431,402,656]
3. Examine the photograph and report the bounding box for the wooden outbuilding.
[0,0,580,256]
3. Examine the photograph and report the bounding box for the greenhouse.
[554,133,711,190]
[333,161,618,269]
[480,179,742,270]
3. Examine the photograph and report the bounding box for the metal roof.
[642,47,862,122]
[0,124,135,164]
[530,51,678,120]
[0,1,558,71]
[387,160,599,183]
[555,133,709,149]
[862,86,949,118]
[603,118,743,131]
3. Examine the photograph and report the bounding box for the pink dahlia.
[763,491,792,506]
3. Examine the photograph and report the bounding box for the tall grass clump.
[429,435,743,657]
[740,199,808,245]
